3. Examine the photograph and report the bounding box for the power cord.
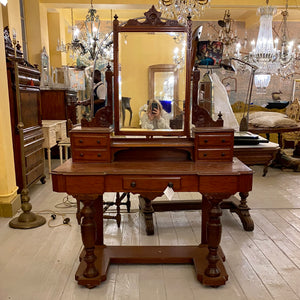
[54,195,77,209]
[34,209,71,228]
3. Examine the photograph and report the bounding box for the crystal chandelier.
[56,3,100,60]
[83,0,100,60]
[275,0,299,77]
[57,3,114,63]
[158,0,211,24]
[173,41,186,69]
[247,0,299,89]
[217,10,239,59]
[248,0,278,73]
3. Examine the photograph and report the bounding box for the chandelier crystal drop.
[158,0,210,24]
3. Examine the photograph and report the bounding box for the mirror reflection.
[118,32,187,131]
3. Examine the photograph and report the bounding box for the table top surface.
[234,141,279,149]
[248,124,300,133]
[52,157,252,176]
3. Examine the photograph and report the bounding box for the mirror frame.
[113,5,192,136]
[148,64,179,114]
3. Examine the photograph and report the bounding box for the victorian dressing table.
[51,7,253,289]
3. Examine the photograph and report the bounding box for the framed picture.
[222,76,237,93]
[292,78,300,101]
[195,41,223,67]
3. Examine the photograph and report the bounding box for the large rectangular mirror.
[113,6,192,136]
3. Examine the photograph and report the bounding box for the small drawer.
[197,149,232,161]
[26,163,44,186]
[72,135,109,147]
[55,122,67,140]
[42,127,57,148]
[123,176,181,191]
[25,148,43,169]
[73,149,109,162]
[197,134,232,146]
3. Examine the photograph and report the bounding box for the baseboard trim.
[0,194,21,217]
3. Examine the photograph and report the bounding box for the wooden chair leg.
[103,193,131,227]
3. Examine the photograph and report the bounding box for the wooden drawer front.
[197,149,232,161]
[72,135,109,148]
[25,148,43,169]
[199,176,238,193]
[26,163,44,186]
[123,176,181,191]
[65,176,105,194]
[24,137,44,154]
[42,126,57,148]
[197,134,232,147]
[55,121,67,140]
[73,149,109,162]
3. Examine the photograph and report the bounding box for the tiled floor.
[0,162,299,300]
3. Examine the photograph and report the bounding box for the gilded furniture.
[248,124,300,147]
[51,7,253,289]
[282,99,300,156]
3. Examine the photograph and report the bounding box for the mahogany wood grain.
[52,158,252,288]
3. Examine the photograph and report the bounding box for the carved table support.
[230,192,254,231]
[204,194,223,278]
[139,192,163,235]
[74,194,103,288]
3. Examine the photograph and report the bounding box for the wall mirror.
[113,6,192,136]
[148,64,180,124]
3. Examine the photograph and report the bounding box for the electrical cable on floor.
[33,209,71,228]
[54,195,77,209]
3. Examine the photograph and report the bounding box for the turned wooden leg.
[115,192,121,228]
[237,192,254,231]
[59,145,63,164]
[91,195,104,245]
[204,195,223,278]
[139,195,154,235]
[76,195,100,280]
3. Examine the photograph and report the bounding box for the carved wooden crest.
[81,106,113,128]
[122,6,183,28]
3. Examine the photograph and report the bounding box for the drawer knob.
[204,139,208,143]
[79,139,83,143]
[203,153,207,157]
[131,181,136,188]
[222,139,226,143]
[97,153,101,157]
[168,182,173,188]
[221,153,225,157]
[80,153,84,157]
[97,140,100,144]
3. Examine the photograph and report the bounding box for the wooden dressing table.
[51,7,253,289]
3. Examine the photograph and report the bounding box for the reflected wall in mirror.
[118,32,187,131]
[148,64,181,127]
